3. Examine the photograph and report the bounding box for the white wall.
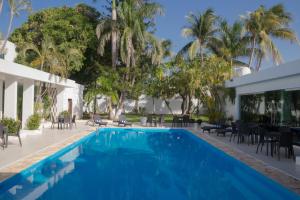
[1,41,17,62]
[58,84,84,118]
[85,95,204,115]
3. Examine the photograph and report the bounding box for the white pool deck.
[0,121,299,192]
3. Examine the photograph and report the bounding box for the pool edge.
[187,128,300,195]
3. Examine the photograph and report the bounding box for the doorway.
[68,99,73,116]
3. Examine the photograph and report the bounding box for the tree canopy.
[10,4,103,84]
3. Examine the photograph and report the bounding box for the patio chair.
[158,115,164,127]
[64,115,71,129]
[277,127,295,160]
[256,127,278,156]
[146,115,154,127]
[172,116,179,127]
[71,115,77,128]
[94,114,108,127]
[0,124,7,149]
[229,122,238,142]
[182,115,190,127]
[118,115,132,127]
[6,123,22,147]
[237,122,252,144]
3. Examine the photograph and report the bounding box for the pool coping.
[0,128,95,183]
[0,126,299,195]
[188,128,300,195]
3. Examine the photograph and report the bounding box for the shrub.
[26,114,42,130]
[207,111,225,124]
[59,110,70,117]
[0,118,21,134]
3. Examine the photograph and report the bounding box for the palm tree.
[21,38,58,109]
[96,0,163,119]
[209,20,251,67]
[0,0,31,55]
[244,4,299,70]
[180,8,218,63]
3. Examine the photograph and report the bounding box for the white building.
[226,59,300,123]
[0,41,84,128]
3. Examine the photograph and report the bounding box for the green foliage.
[0,118,21,134]
[59,110,71,117]
[26,113,41,130]
[10,4,101,83]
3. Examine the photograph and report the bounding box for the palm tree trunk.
[0,10,14,55]
[164,99,173,115]
[255,53,263,71]
[111,0,117,71]
[248,36,256,69]
[199,45,204,66]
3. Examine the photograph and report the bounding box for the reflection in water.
[0,129,298,200]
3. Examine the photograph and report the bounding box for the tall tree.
[0,0,31,54]
[10,4,101,84]
[210,20,250,67]
[243,4,299,70]
[180,8,218,63]
[96,0,163,119]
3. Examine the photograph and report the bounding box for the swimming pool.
[0,128,299,200]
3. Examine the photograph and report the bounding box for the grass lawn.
[99,113,209,123]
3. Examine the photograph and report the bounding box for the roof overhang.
[0,59,79,88]
[226,59,300,89]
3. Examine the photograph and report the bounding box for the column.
[235,93,241,120]
[4,75,18,119]
[0,80,3,119]
[56,86,65,115]
[22,79,35,128]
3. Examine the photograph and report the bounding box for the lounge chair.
[118,115,132,127]
[94,114,108,127]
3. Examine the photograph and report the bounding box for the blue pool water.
[0,128,299,200]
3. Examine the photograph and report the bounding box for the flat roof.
[226,59,300,88]
[0,59,80,88]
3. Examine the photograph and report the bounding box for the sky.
[1,0,300,68]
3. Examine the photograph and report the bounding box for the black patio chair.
[256,127,278,156]
[277,127,295,160]
[147,115,156,127]
[71,115,77,128]
[172,116,179,127]
[0,124,6,149]
[237,122,252,144]
[64,115,71,129]
[183,115,190,127]
[229,122,238,142]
